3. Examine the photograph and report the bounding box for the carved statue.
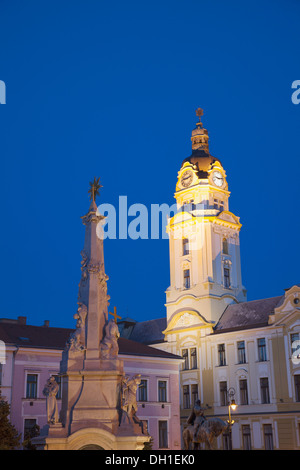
[186,400,211,443]
[121,374,141,417]
[100,319,120,358]
[43,376,59,424]
[183,414,230,450]
[67,303,87,352]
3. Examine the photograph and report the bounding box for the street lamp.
[226,388,237,450]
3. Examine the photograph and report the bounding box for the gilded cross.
[88,177,103,202]
[109,306,122,324]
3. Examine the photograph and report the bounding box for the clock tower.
[165,109,247,329]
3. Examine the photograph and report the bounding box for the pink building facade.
[0,317,182,450]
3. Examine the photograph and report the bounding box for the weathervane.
[88,177,103,202]
[196,107,204,124]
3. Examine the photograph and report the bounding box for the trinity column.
[34,179,149,450]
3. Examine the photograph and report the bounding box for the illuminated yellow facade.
[154,109,300,449]
[166,109,246,327]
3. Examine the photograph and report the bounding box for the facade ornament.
[66,303,87,352]
[100,319,120,358]
[177,312,195,327]
[119,373,148,435]
[43,376,59,424]
[120,374,141,418]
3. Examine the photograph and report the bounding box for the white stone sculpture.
[100,319,120,358]
[43,376,59,424]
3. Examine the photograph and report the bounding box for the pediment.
[268,285,300,325]
[164,309,211,335]
[215,211,241,226]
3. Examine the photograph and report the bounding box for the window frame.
[218,343,226,366]
[138,379,148,402]
[183,385,190,409]
[260,377,270,404]
[257,338,267,362]
[158,380,167,403]
[158,420,168,449]
[183,269,190,289]
[25,373,38,399]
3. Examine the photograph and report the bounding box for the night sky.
[0,1,299,328]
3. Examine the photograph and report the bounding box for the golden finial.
[196,107,204,123]
[88,177,103,202]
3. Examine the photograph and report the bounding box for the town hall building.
[120,109,300,450]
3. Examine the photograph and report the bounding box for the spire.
[191,107,209,153]
[77,178,109,367]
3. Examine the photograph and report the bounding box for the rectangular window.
[183,385,190,409]
[260,377,270,404]
[214,199,224,211]
[23,418,37,442]
[220,381,228,406]
[158,381,167,402]
[239,379,248,405]
[242,425,251,450]
[191,384,198,406]
[218,343,226,366]
[294,375,300,402]
[190,348,197,369]
[138,380,148,402]
[158,421,168,448]
[182,238,189,256]
[222,238,229,254]
[184,269,190,289]
[224,267,230,288]
[263,424,274,450]
[222,431,231,450]
[26,374,38,399]
[182,349,189,370]
[258,338,267,362]
[237,341,246,364]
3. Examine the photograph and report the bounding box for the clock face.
[181,170,193,188]
[212,171,224,187]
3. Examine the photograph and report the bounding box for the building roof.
[0,318,180,360]
[124,317,167,345]
[181,149,221,178]
[214,295,284,333]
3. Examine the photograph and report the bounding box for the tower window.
[214,199,224,211]
[222,238,229,255]
[182,238,189,256]
[224,267,230,288]
[183,269,190,289]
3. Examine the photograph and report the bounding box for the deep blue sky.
[0,1,299,328]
